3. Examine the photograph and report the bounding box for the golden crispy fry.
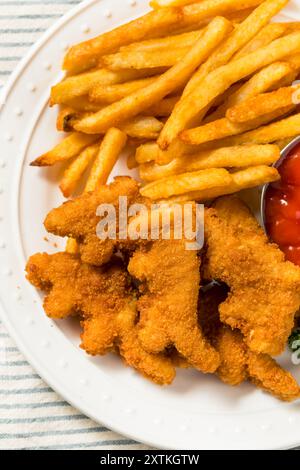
[182,0,288,98]
[146,96,180,117]
[158,30,300,149]
[151,0,202,6]
[74,17,232,134]
[102,47,189,70]
[122,116,163,140]
[63,8,183,74]
[31,133,99,167]
[120,29,203,52]
[140,168,233,200]
[220,112,300,146]
[127,152,138,170]
[63,0,261,74]
[180,105,294,145]
[85,128,127,191]
[226,85,300,123]
[139,144,280,181]
[50,68,162,106]
[163,166,279,202]
[232,22,288,60]
[60,107,163,139]
[205,61,293,123]
[136,140,198,164]
[59,143,100,197]
[289,52,300,71]
[56,106,76,131]
[128,238,220,373]
[136,142,160,164]
[62,96,103,113]
[275,137,294,150]
[89,77,158,104]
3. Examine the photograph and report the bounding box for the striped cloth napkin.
[0,0,148,451]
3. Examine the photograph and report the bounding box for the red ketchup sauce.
[265,142,300,266]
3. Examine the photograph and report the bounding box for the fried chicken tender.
[204,196,300,356]
[44,177,140,266]
[199,284,300,401]
[128,239,220,374]
[26,252,175,385]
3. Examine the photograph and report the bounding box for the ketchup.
[265,142,300,266]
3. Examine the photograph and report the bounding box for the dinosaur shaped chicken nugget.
[26,252,175,385]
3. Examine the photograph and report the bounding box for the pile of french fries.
[32,0,300,207]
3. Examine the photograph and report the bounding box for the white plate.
[1,0,300,451]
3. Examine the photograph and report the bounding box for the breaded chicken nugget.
[128,239,220,374]
[204,196,300,356]
[26,252,175,385]
[44,177,140,266]
[199,284,300,401]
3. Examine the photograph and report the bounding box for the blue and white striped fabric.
[0,0,149,450]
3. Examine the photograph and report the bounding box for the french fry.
[232,22,288,60]
[204,61,293,123]
[120,30,203,52]
[275,137,294,150]
[89,77,159,104]
[30,133,99,167]
[288,53,300,71]
[139,144,280,181]
[151,0,203,7]
[158,29,300,149]
[62,96,103,112]
[63,0,261,73]
[74,17,233,134]
[56,107,76,132]
[127,152,138,170]
[162,166,279,202]
[59,143,100,197]
[226,84,300,123]
[57,105,163,138]
[180,106,294,145]
[136,140,199,164]
[121,116,164,139]
[146,96,180,116]
[140,168,233,199]
[63,8,183,73]
[50,68,163,105]
[136,142,160,164]
[182,0,288,98]
[63,109,164,140]
[219,112,300,146]
[66,130,126,252]
[102,47,189,70]
[85,128,127,190]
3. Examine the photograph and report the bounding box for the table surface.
[0,0,149,451]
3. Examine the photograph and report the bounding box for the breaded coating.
[199,284,300,401]
[248,352,300,402]
[26,252,175,385]
[44,177,140,266]
[204,196,300,356]
[128,239,220,374]
[200,283,247,385]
